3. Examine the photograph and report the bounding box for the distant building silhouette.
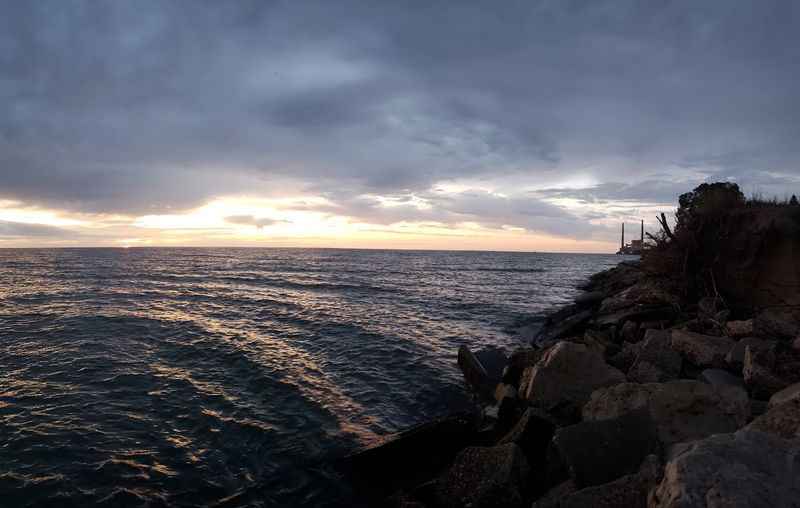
[617,220,644,255]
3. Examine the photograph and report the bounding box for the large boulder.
[724,337,774,372]
[583,380,749,446]
[498,407,556,472]
[754,308,800,340]
[743,344,800,400]
[551,408,659,488]
[627,329,682,383]
[434,443,530,508]
[533,455,662,508]
[521,341,625,417]
[670,330,734,369]
[457,346,505,398]
[747,398,800,440]
[648,430,800,507]
[769,382,800,408]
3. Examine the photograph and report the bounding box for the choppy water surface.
[0,248,622,507]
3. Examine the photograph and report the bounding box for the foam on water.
[0,248,621,506]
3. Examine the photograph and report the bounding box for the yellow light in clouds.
[0,201,86,227]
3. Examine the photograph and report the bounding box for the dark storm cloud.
[1,0,799,232]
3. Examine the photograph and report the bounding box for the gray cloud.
[0,220,76,238]
[1,0,799,237]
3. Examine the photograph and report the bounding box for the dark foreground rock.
[341,413,478,502]
[433,443,530,508]
[534,455,662,508]
[746,398,800,439]
[550,408,658,489]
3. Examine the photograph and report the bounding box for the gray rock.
[552,408,659,488]
[583,380,749,446]
[725,337,774,372]
[534,455,662,508]
[699,369,745,390]
[628,330,682,383]
[747,398,800,439]
[648,430,800,508]
[521,341,626,417]
[475,347,507,382]
[670,329,734,368]
[769,382,800,408]
[434,443,530,508]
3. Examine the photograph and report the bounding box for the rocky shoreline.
[342,183,800,507]
[342,258,800,507]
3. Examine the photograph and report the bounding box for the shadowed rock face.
[434,443,530,508]
[648,430,800,508]
[583,380,749,446]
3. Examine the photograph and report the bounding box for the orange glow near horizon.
[0,195,620,253]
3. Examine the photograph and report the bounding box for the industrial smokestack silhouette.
[621,223,625,250]
[641,219,644,244]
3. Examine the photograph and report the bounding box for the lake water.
[0,248,623,507]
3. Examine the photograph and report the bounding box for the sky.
[1,0,799,252]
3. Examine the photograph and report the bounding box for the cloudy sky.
[1,0,799,251]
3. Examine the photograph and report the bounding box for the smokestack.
[621,223,625,249]
[641,219,644,244]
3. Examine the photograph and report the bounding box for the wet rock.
[648,430,800,508]
[342,413,478,501]
[433,443,530,508]
[502,348,543,387]
[627,329,682,383]
[725,319,754,338]
[475,347,507,382]
[498,407,556,474]
[670,329,734,369]
[574,290,605,306]
[521,341,625,418]
[754,308,800,340]
[551,408,658,488]
[535,309,593,346]
[724,337,774,372]
[747,398,800,439]
[457,345,489,392]
[533,455,662,508]
[583,380,749,446]
[769,381,800,408]
[698,369,745,391]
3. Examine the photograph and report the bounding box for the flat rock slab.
[552,408,658,488]
[649,430,800,508]
[583,380,749,446]
[434,443,530,508]
[699,369,745,390]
